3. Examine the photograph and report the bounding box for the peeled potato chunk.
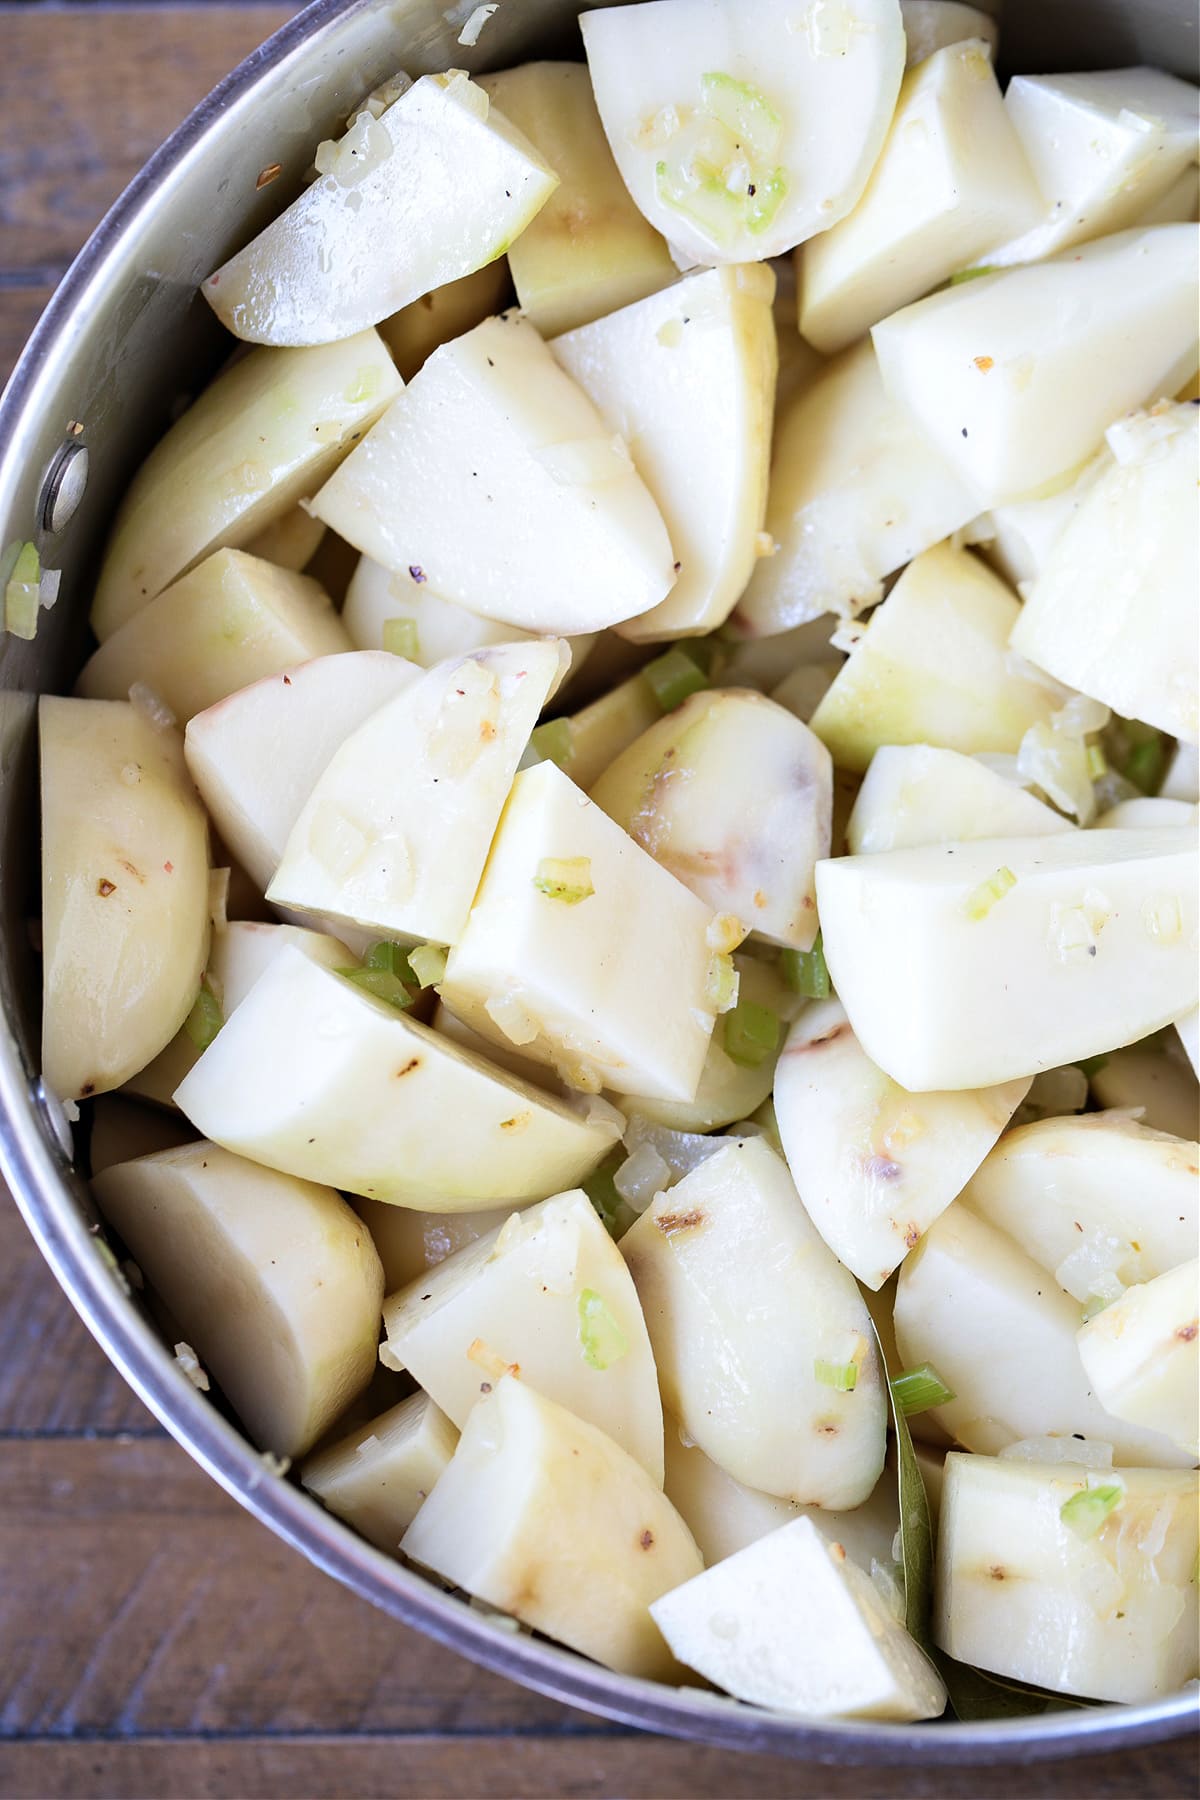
[798,39,1040,355]
[244,505,326,573]
[174,947,622,1209]
[775,999,1029,1289]
[378,260,512,381]
[203,72,557,346]
[355,1194,517,1293]
[962,1113,1198,1305]
[591,687,831,950]
[553,264,777,641]
[871,225,1199,508]
[735,342,979,634]
[1088,1042,1199,1142]
[78,550,350,724]
[900,1,998,65]
[935,1453,1199,1703]
[440,762,717,1103]
[816,829,1199,1091]
[301,1390,459,1551]
[184,651,419,896]
[382,1189,664,1481]
[622,1137,888,1508]
[93,1142,384,1457]
[809,544,1057,775]
[478,62,675,336]
[894,1203,1193,1466]
[1011,402,1199,746]
[311,314,676,635]
[1076,1261,1199,1460]
[342,555,535,662]
[581,0,905,265]
[975,67,1200,270]
[401,1376,702,1679]
[847,745,1072,854]
[652,1517,947,1722]
[268,641,566,945]
[92,331,401,639]
[40,697,210,1102]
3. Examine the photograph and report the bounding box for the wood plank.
[0,1196,156,1436]
[0,7,295,275]
[0,283,54,389]
[1,1733,1197,1800]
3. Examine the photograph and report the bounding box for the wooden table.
[1,8,1196,1796]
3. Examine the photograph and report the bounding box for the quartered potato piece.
[441,762,716,1103]
[899,0,998,65]
[847,745,1071,854]
[204,72,557,346]
[244,506,326,573]
[622,1138,888,1508]
[893,1203,1194,1466]
[342,554,535,661]
[581,0,905,265]
[88,1096,198,1176]
[355,1194,516,1293]
[381,1189,665,1481]
[935,1453,1199,1703]
[431,1001,559,1094]
[310,314,677,635]
[553,264,777,641]
[974,68,1200,269]
[92,332,401,639]
[1089,1041,1200,1141]
[478,62,676,335]
[809,544,1057,775]
[301,1391,459,1551]
[184,651,419,896]
[664,1416,900,1569]
[40,698,210,1103]
[971,451,1107,588]
[735,341,978,632]
[871,225,1199,507]
[174,947,622,1209]
[1011,402,1200,745]
[93,1142,384,1457]
[591,687,831,949]
[962,1113,1198,1303]
[377,260,512,380]
[1077,1261,1199,1461]
[79,550,351,724]
[817,829,1199,1091]
[775,999,1029,1289]
[268,641,566,945]
[798,39,1040,355]
[652,1517,947,1721]
[401,1376,703,1679]
[1095,799,1199,831]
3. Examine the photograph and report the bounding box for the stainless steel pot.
[0,0,1196,1762]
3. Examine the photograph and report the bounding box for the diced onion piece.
[407,942,448,988]
[39,567,62,610]
[890,1362,955,1416]
[613,1142,672,1211]
[533,856,594,905]
[484,989,540,1045]
[173,1341,210,1391]
[528,718,575,770]
[722,998,781,1068]
[781,931,831,998]
[457,3,498,47]
[577,1287,629,1370]
[622,1116,729,1184]
[704,953,739,1014]
[1059,1482,1124,1541]
[128,681,177,731]
[962,865,1017,921]
[183,979,224,1051]
[641,647,709,713]
[383,616,421,661]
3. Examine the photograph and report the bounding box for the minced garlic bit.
[174,1341,210,1392]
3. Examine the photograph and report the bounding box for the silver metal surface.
[40,443,90,536]
[0,0,1196,1762]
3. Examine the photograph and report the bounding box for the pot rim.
[0,0,1196,1762]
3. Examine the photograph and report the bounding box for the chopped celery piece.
[642,647,709,713]
[363,941,411,978]
[781,932,831,999]
[813,1357,858,1392]
[1125,738,1167,795]
[4,541,41,640]
[963,865,1017,921]
[407,943,448,988]
[583,1150,635,1239]
[704,953,739,1014]
[949,265,998,285]
[722,998,781,1069]
[183,979,224,1051]
[1105,716,1168,795]
[337,965,412,1010]
[654,162,741,250]
[1059,1483,1124,1541]
[382,616,420,661]
[577,1287,629,1371]
[745,168,788,237]
[529,718,575,771]
[699,72,783,160]
[533,856,594,905]
[891,1363,955,1416]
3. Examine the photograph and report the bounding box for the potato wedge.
[301,1391,459,1551]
